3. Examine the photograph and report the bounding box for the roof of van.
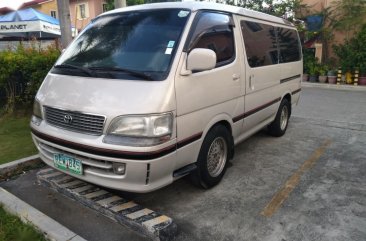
[100,2,294,27]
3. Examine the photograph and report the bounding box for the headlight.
[103,113,173,147]
[31,99,43,126]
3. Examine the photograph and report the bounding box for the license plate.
[53,154,83,175]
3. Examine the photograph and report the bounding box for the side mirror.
[187,48,216,72]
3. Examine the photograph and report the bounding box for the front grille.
[44,106,105,135]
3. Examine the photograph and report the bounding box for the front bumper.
[31,129,177,193]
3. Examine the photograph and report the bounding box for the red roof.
[22,0,51,8]
[0,7,12,15]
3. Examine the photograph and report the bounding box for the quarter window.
[188,12,235,67]
[277,28,301,63]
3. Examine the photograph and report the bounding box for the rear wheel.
[268,98,290,137]
[190,125,232,189]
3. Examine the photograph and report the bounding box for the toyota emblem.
[63,114,73,124]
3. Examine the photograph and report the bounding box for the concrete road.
[1,86,366,241]
[293,87,366,125]
[126,87,366,241]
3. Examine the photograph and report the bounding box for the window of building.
[277,28,301,63]
[241,20,278,68]
[50,10,57,18]
[187,12,235,67]
[77,3,89,19]
[80,4,86,18]
[102,3,108,13]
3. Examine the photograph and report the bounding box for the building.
[299,0,365,63]
[69,0,108,32]
[0,0,109,33]
[0,0,58,18]
[25,0,59,19]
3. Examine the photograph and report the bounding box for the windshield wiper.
[89,66,154,80]
[54,64,94,77]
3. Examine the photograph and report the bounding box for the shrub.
[303,48,318,74]
[333,24,366,72]
[0,42,60,114]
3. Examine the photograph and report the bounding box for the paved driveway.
[2,86,366,241]
[127,87,366,241]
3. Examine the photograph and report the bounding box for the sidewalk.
[302,81,366,91]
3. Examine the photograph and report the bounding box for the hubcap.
[280,105,289,130]
[207,137,227,177]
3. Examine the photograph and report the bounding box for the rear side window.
[241,21,301,68]
[187,12,235,67]
[277,28,301,63]
[241,21,278,68]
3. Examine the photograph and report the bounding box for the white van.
[31,2,302,193]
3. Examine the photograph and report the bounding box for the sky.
[0,0,33,10]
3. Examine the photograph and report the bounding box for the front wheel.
[190,125,233,189]
[268,98,290,137]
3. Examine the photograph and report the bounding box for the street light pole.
[57,0,73,48]
[114,0,126,9]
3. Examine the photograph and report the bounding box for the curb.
[37,168,177,241]
[302,82,366,91]
[0,187,86,241]
[0,155,42,181]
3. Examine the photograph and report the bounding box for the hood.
[36,73,176,120]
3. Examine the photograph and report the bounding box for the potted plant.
[360,64,366,85]
[345,69,353,84]
[303,62,309,81]
[327,69,337,84]
[308,62,319,82]
[318,64,328,83]
[340,63,353,84]
[302,48,315,82]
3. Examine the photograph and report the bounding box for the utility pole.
[114,0,126,9]
[57,0,73,48]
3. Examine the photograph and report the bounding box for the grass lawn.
[0,116,37,165]
[0,205,47,241]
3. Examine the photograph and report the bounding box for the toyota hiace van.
[31,2,302,192]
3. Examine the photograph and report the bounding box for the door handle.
[249,74,254,90]
[232,74,240,81]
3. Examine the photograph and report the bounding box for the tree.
[57,0,72,48]
[330,0,366,41]
[105,0,144,10]
[333,24,366,72]
[226,0,306,20]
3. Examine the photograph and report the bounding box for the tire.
[268,98,290,137]
[190,125,233,189]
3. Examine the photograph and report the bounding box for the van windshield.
[52,9,191,81]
